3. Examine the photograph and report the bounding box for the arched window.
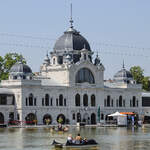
[75,68,95,84]
[91,95,96,106]
[83,94,88,107]
[133,96,136,107]
[75,94,80,106]
[107,95,110,107]
[45,94,49,106]
[29,93,33,106]
[119,96,122,107]
[59,94,63,106]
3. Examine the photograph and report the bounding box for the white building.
[0,17,145,126]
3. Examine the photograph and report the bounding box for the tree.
[130,66,150,91]
[0,53,26,81]
[130,66,144,84]
[142,77,150,91]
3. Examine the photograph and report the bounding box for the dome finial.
[123,59,125,69]
[46,50,48,57]
[69,3,73,28]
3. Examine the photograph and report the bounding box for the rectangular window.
[111,100,113,107]
[64,99,66,106]
[104,99,106,107]
[123,100,125,107]
[26,98,28,106]
[0,95,7,105]
[116,100,118,107]
[56,99,58,106]
[142,97,150,107]
[51,98,53,106]
[34,98,36,106]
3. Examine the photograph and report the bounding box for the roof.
[10,62,32,74]
[53,27,91,52]
[114,68,133,82]
[120,112,135,115]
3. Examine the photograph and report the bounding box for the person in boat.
[67,134,73,144]
[75,133,82,144]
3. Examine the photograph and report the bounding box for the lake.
[0,126,150,150]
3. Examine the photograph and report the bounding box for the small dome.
[114,68,133,82]
[53,27,91,52]
[10,62,32,74]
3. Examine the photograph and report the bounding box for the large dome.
[53,27,91,52]
[10,62,32,74]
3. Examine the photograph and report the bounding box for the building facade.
[0,18,145,126]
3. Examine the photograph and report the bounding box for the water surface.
[0,126,150,150]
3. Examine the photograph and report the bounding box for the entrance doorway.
[91,113,96,124]
[43,114,52,125]
[25,113,37,125]
[57,114,65,124]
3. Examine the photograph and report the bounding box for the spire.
[44,51,50,64]
[122,60,125,69]
[69,3,73,28]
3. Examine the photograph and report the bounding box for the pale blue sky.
[0,0,150,79]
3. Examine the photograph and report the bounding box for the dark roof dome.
[114,68,133,79]
[53,27,91,52]
[114,63,133,82]
[10,62,32,74]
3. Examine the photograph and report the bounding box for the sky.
[0,0,150,79]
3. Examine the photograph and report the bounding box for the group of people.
[67,133,87,144]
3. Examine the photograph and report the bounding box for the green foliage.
[130,66,144,84]
[0,53,26,81]
[142,76,150,91]
[130,66,150,91]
